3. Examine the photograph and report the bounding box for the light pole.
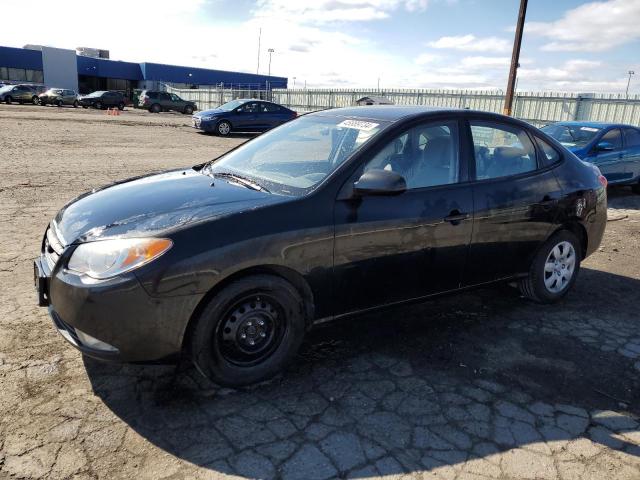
[627,70,635,97]
[268,48,275,77]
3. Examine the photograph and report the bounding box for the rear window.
[624,128,640,148]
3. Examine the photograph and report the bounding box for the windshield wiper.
[213,172,270,193]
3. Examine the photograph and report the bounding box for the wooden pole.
[503,0,527,116]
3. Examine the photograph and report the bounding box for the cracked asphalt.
[1,103,639,480]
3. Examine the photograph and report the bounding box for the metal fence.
[164,85,640,127]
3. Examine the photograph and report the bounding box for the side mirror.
[595,141,615,152]
[353,169,406,196]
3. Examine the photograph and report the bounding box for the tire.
[183,105,194,115]
[56,99,63,107]
[82,106,88,109]
[73,100,78,108]
[632,183,640,194]
[190,274,307,387]
[4,96,11,104]
[94,101,103,110]
[216,120,232,136]
[32,96,39,105]
[149,103,161,113]
[519,230,581,303]
[117,102,125,111]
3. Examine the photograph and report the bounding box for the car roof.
[308,105,514,124]
[551,121,638,129]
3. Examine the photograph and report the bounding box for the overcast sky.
[1,0,639,92]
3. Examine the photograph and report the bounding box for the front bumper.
[35,248,202,363]
[192,117,215,131]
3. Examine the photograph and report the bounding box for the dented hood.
[54,168,283,245]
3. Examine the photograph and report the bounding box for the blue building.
[0,45,287,96]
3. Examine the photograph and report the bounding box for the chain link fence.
[163,85,640,127]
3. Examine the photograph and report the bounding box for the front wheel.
[190,275,306,387]
[73,100,79,108]
[94,101,103,110]
[183,105,194,115]
[519,230,581,303]
[117,102,125,111]
[32,96,39,105]
[56,99,63,107]
[216,120,231,136]
[4,96,11,104]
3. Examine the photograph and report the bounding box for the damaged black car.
[35,106,607,386]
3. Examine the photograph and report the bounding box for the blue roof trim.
[0,46,43,70]
[140,62,287,88]
[77,56,143,80]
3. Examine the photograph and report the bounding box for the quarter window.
[536,137,561,165]
[470,122,538,179]
[600,129,622,150]
[364,121,459,189]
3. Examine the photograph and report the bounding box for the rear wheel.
[32,96,39,105]
[73,100,79,108]
[94,101,103,110]
[519,230,581,303]
[190,275,306,387]
[117,102,125,111]
[150,103,161,113]
[4,96,11,104]
[56,99,63,107]
[216,120,231,136]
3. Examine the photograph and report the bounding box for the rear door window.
[470,122,538,180]
[623,128,640,148]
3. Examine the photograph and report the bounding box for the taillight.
[598,175,608,187]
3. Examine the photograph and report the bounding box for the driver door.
[333,120,473,314]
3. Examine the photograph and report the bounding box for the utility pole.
[627,70,635,97]
[256,28,262,74]
[503,0,527,116]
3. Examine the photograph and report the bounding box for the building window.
[0,68,43,84]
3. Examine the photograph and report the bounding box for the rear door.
[260,102,289,128]
[170,93,186,112]
[622,128,640,182]
[158,92,172,110]
[333,119,473,314]
[464,120,562,284]
[592,128,626,183]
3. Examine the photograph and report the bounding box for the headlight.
[201,115,215,121]
[67,238,172,279]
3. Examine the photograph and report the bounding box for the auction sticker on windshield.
[337,120,379,131]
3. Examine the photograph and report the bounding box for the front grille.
[43,224,64,271]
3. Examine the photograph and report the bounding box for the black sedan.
[35,107,607,386]
[78,90,126,110]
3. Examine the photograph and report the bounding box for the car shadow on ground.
[608,185,640,211]
[84,267,640,479]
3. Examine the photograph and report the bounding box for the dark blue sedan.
[541,122,640,192]
[192,99,297,136]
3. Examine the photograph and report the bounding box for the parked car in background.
[138,90,196,114]
[192,99,297,136]
[78,91,126,110]
[35,106,607,386]
[39,88,79,107]
[0,84,40,105]
[541,121,640,193]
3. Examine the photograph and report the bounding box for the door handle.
[444,210,469,225]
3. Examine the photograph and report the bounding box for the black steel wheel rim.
[216,294,286,366]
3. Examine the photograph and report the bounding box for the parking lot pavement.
[0,103,639,480]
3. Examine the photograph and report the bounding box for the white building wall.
[41,47,78,91]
